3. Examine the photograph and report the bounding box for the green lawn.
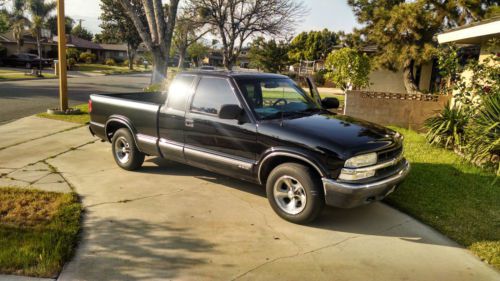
[0,69,57,80]
[75,63,151,75]
[0,187,81,277]
[37,104,90,124]
[387,128,499,268]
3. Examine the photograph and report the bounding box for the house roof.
[437,17,500,44]
[99,43,128,51]
[53,35,103,50]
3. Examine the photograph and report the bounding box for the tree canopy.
[45,15,74,36]
[348,0,497,94]
[324,47,371,91]
[186,0,306,70]
[71,23,93,41]
[248,37,290,73]
[288,29,340,63]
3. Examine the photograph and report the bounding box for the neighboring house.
[0,30,56,57]
[437,17,499,67]
[1,31,146,64]
[202,50,224,66]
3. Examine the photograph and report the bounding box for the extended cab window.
[237,78,319,120]
[191,77,239,115]
[166,75,195,111]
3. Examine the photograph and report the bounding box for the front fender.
[257,147,329,184]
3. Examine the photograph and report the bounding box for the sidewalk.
[0,116,498,281]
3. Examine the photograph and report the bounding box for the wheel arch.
[257,151,328,185]
[105,116,138,145]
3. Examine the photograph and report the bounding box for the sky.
[63,0,360,36]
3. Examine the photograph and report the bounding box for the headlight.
[344,153,377,168]
[338,169,376,181]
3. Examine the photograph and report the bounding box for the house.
[437,17,499,65]
[1,31,146,64]
[0,30,56,57]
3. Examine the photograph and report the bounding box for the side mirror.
[322,97,340,109]
[218,104,242,120]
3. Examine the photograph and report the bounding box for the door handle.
[185,119,194,128]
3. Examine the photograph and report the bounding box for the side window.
[191,77,239,115]
[166,75,195,111]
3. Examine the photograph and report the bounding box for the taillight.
[88,99,92,113]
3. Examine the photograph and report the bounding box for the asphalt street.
[0,73,151,124]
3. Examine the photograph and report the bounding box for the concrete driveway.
[0,117,498,281]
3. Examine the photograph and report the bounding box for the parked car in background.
[2,53,53,69]
[88,71,410,224]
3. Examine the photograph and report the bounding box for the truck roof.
[180,70,289,80]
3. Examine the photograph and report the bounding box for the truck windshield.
[236,78,320,120]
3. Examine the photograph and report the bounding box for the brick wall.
[345,91,452,131]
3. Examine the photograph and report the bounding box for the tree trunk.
[223,55,234,70]
[36,32,43,76]
[402,59,422,94]
[126,43,134,70]
[151,49,167,85]
[177,46,186,69]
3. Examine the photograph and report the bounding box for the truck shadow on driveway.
[134,157,459,249]
[67,215,219,280]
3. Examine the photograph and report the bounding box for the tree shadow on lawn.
[66,214,219,280]
[135,157,492,249]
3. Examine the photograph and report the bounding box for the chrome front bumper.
[322,160,411,208]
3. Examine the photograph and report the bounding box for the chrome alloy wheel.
[273,175,307,215]
[114,136,131,164]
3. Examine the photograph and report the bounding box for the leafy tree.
[172,9,209,69]
[71,23,93,41]
[288,29,340,63]
[10,0,27,53]
[348,0,496,94]
[248,37,290,73]
[99,0,143,70]
[26,0,56,69]
[116,0,180,85]
[0,9,8,34]
[45,15,74,36]
[324,47,371,91]
[187,0,306,70]
[187,41,209,67]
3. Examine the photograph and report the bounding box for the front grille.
[376,159,405,178]
[377,145,403,163]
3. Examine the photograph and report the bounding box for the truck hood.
[260,112,400,159]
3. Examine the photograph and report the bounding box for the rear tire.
[266,163,325,224]
[111,128,145,171]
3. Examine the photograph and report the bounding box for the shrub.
[66,48,80,61]
[105,58,116,66]
[425,102,470,149]
[324,47,371,91]
[123,59,130,67]
[465,94,500,176]
[144,83,162,92]
[313,69,327,86]
[67,58,76,69]
[79,52,96,64]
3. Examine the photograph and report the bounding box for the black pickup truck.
[89,71,410,223]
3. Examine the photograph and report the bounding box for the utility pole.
[57,0,68,111]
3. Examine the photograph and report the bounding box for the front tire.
[111,128,145,171]
[266,163,325,224]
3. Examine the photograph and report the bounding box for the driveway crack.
[85,190,184,208]
[230,235,361,281]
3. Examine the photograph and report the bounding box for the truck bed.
[89,92,166,144]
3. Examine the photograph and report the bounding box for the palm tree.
[26,0,56,72]
[10,0,26,53]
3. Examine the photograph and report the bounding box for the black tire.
[111,128,145,171]
[266,163,325,224]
